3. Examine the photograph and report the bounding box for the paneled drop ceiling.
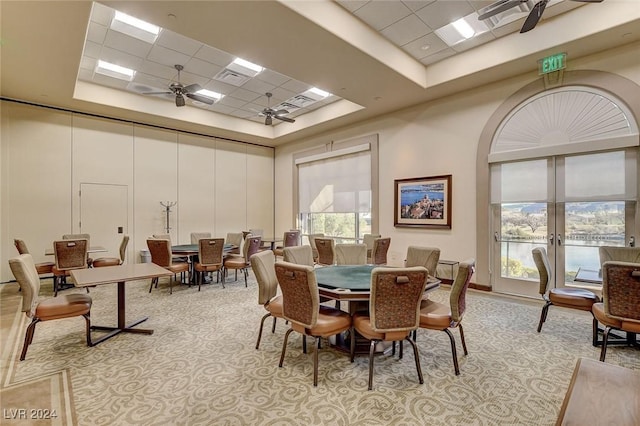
[1,1,639,146]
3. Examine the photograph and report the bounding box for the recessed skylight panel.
[95,60,136,81]
[110,11,160,43]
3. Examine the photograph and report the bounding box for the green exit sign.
[538,53,566,75]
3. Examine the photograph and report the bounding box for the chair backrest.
[147,238,172,267]
[363,234,382,251]
[251,250,278,305]
[599,246,640,265]
[14,239,29,255]
[602,261,640,322]
[244,235,263,262]
[405,246,441,276]
[532,247,552,296]
[249,228,264,237]
[335,243,367,265]
[282,230,301,248]
[118,235,130,262]
[371,238,391,265]
[190,232,212,244]
[53,239,88,270]
[8,254,40,316]
[315,238,336,265]
[369,266,428,335]
[308,233,324,251]
[283,245,315,266]
[63,233,90,244]
[198,238,225,266]
[226,232,243,247]
[450,259,476,323]
[152,233,171,241]
[275,261,318,328]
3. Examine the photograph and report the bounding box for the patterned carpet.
[1,273,638,426]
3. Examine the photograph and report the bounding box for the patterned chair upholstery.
[418,259,475,375]
[315,238,336,266]
[9,254,92,360]
[223,235,262,288]
[147,238,189,294]
[193,238,224,290]
[335,243,367,265]
[14,239,55,276]
[52,239,89,297]
[351,266,428,390]
[533,247,600,345]
[273,230,301,258]
[250,250,284,349]
[599,246,640,265]
[362,234,381,262]
[370,238,391,265]
[63,233,93,267]
[275,261,352,386]
[405,246,440,277]
[308,233,325,263]
[592,261,640,361]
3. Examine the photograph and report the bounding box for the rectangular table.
[71,263,172,345]
[556,357,640,425]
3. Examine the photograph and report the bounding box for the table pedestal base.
[90,317,153,345]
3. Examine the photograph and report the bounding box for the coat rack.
[160,201,176,234]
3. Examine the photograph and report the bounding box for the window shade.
[491,159,550,203]
[298,150,371,213]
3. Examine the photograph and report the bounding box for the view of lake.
[401,190,444,206]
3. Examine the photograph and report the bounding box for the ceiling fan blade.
[275,115,295,123]
[183,83,202,93]
[143,91,173,95]
[265,116,272,125]
[520,0,548,33]
[274,109,289,115]
[478,0,527,20]
[571,0,603,2]
[186,93,214,105]
[175,94,185,107]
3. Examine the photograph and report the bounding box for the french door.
[492,150,636,298]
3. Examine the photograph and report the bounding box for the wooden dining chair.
[350,266,428,390]
[9,254,92,360]
[250,250,284,349]
[92,235,129,268]
[418,259,475,376]
[52,239,89,297]
[146,238,189,294]
[275,261,352,386]
[193,238,224,290]
[63,233,93,267]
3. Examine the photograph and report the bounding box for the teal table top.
[315,265,375,291]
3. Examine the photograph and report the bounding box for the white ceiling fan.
[256,92,295,125]
[143,64,214,107]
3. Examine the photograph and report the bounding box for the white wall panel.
[215,140,247,234]
[133,125,178,258]
[246,144,274,237]
[177,134,216,242]
[1,103,72,281]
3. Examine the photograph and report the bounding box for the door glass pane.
[564,201,625,283]
[500,202,548,279]
[299,212,367,243]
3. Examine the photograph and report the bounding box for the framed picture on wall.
[394,174,452,229]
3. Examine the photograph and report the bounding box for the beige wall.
[274,41,640,287]
[1,102,274,281]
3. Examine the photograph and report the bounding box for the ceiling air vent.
[286,94,317,108]
[213,69,251,87]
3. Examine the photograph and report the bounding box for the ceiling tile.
[156,30,203,56]
[219,96,248,108]
[99,46,144,70]
[104,29,154,58]
[335,1,369,13]
[415,0,475,29]
[82,41,102,59]
[241,78,276,96]
[280,79,311,94]
[402,33,449,59]
[184,57,222,79]
[401,0,436,13]
[257,69,290,87]
[204,79,237,95]
[353,0,413,31]
[137,61,177,81]
[229,87,262,103]
[381,14,431,46]
[146,45,192,68]
[131,72,169,91]
[193,45,235,68]
[86,22,108,44]
[420,47,456,65]
[452,30,496,53]
[90,2,114,26]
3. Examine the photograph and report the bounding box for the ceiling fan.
[143,64,214,107]
[478,0,603,34]
[257,92,295,125]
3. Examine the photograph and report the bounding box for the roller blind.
[298,150,371,213]
[491,159,550,203]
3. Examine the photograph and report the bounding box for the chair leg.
[243,268,248,287]
[83,313,93,347]
[600,326,611,362]
[20,318,40,361]
[367,340,377,390]
[271,317,277,334]
[256,312,272,349]
[149,277,156,293]
[459,324,468,356]
[313,337,320,387]
[537,301,552,332]
[350,327,356,362]
[406,336,424,385]
[444,328,460,375]
[591,316,599,347]
[279,328,294,367]
[303,335,307,354]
